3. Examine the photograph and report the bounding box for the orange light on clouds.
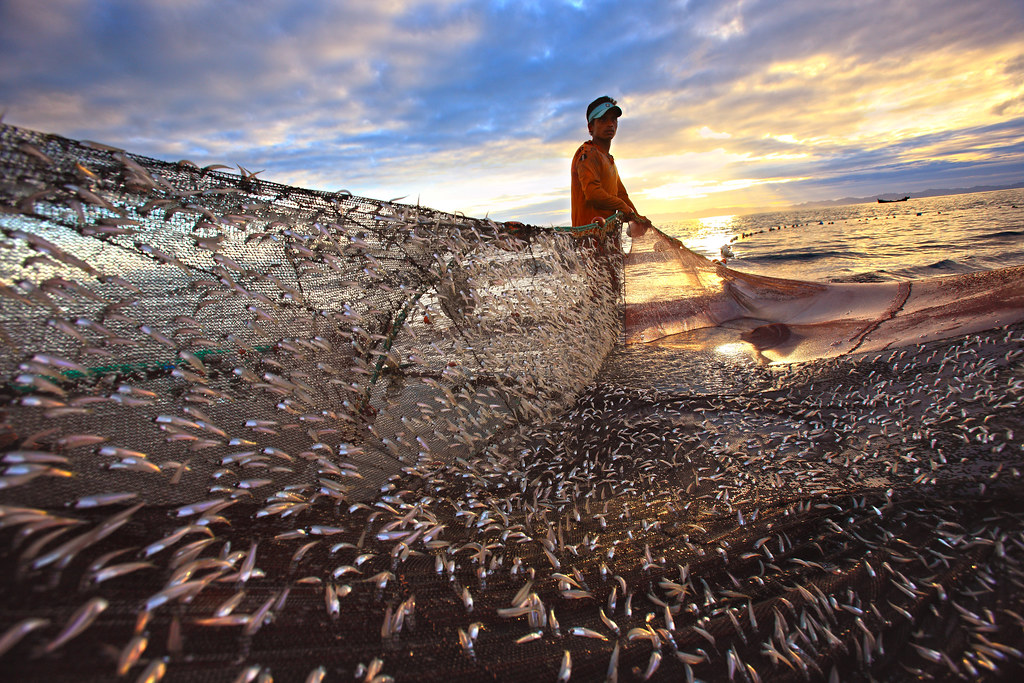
[535,39,1022,223]
[10,1,1015,228]
[639,177,805,202]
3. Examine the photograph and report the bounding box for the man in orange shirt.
[570,96,653,240]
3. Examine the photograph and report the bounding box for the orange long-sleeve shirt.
[570,140,638,227]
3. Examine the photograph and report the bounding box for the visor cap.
[587,100,622,123]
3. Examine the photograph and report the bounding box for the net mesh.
[1,123,1023,682]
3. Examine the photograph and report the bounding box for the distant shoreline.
[650,181,1024,222]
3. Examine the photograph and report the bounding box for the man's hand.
[628,214,652,238]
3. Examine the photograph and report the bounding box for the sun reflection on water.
[713,341,753,358]
[663,214,737,259]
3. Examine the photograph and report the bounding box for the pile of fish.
[0,123,1022,681]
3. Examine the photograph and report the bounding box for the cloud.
[0,0,1021,223]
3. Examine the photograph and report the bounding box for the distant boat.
[877,196,910,203]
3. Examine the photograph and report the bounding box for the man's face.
[589,111,618,142]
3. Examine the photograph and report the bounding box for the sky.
[1,0,1022,225]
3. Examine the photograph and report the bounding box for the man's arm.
[576,156,635,216]
[616,177,653,236]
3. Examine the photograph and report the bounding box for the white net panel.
[625,227,1024,361]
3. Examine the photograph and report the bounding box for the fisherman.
[570,96,653,244]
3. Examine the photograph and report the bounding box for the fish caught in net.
[0,122,1023,682]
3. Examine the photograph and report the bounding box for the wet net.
[1,122,1023,682]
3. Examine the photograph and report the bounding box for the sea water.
[657,188,1024,282]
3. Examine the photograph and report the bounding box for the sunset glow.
[0,0,1020,225]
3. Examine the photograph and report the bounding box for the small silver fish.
[0,617,49,657]
[44,597,108,653]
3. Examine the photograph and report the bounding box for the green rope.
[546,211,626,234]
[10,344,275,393]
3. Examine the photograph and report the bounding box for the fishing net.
[1,122,1023,682]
